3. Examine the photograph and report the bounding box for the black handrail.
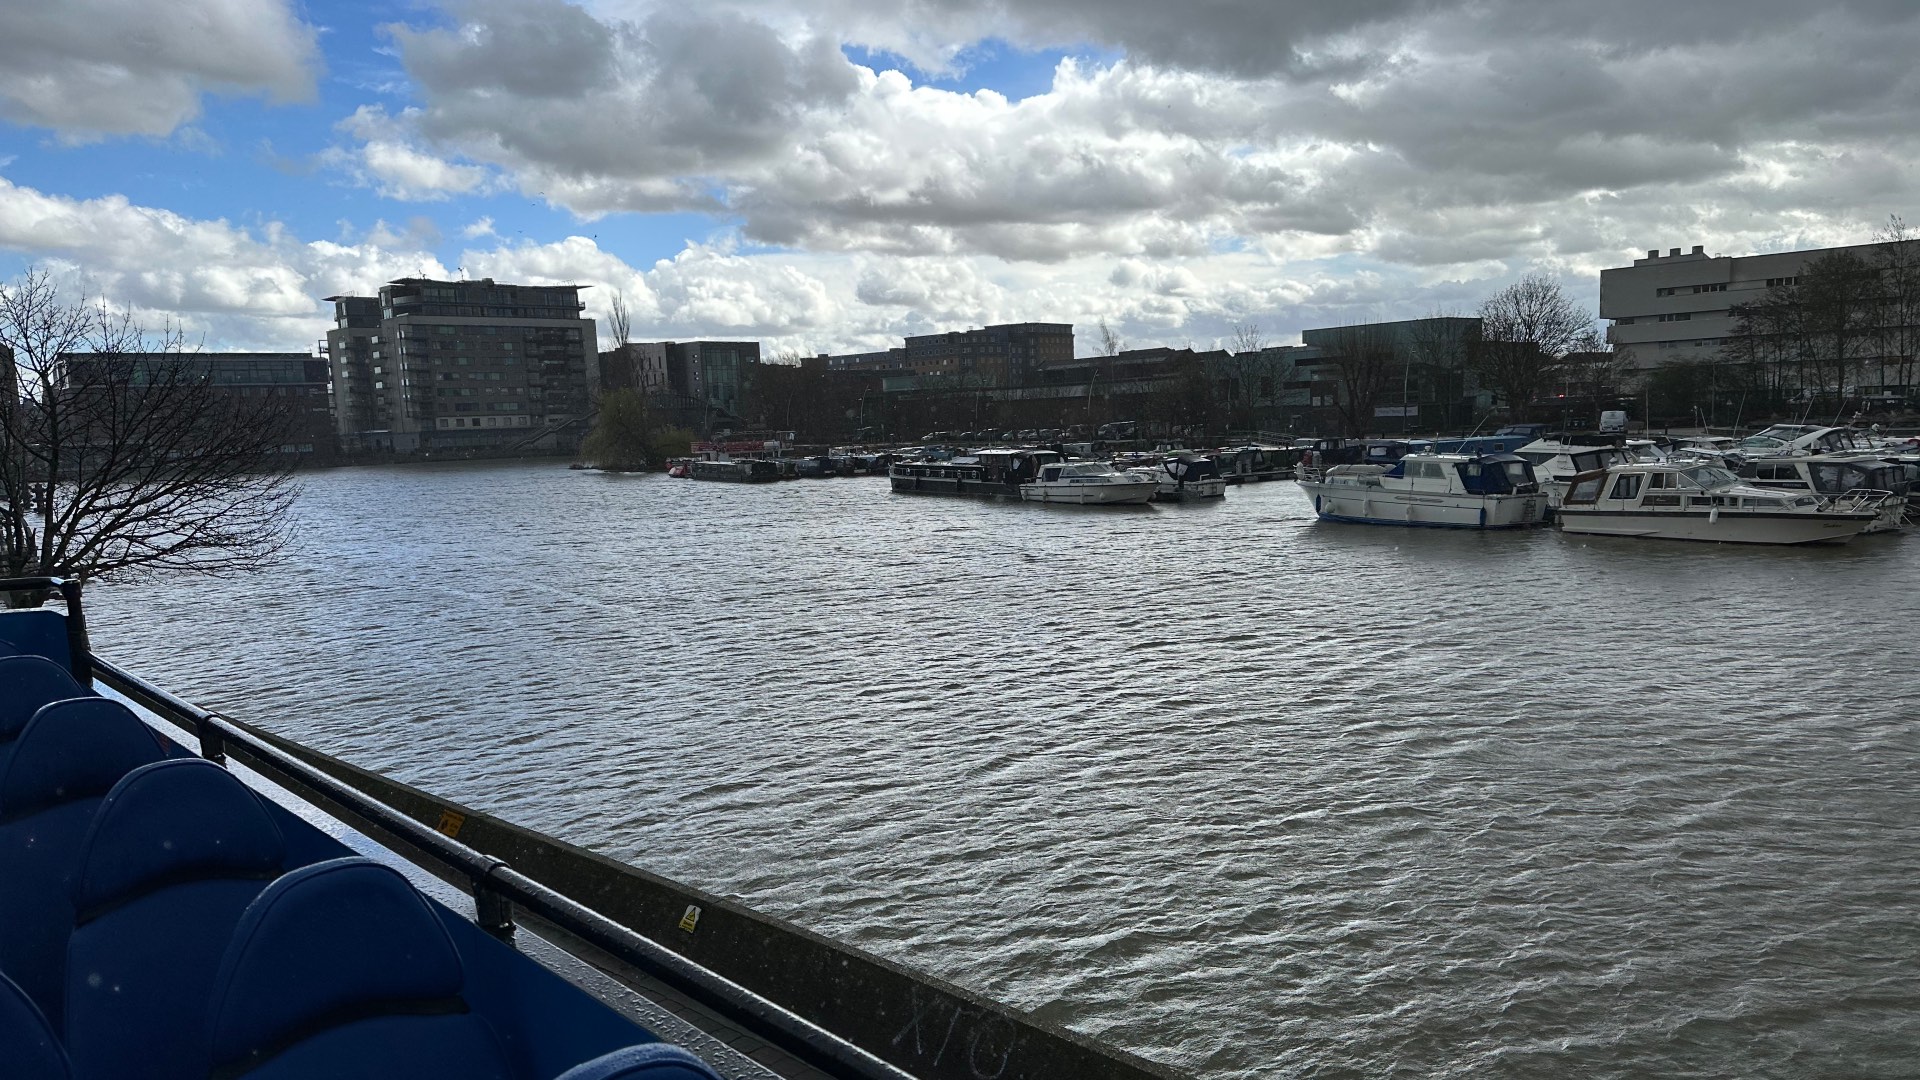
[91,655,915,1080]
[0,576,93,685]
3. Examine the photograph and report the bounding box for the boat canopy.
[1458,454,1537,494]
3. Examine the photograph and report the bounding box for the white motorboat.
[1020,460,1158,505]
[1513,435,1637,505]
[1127,454,1226,502]
[1296,453,1551,529]
[1556,462,1883,544]
[1739,453,1909,533]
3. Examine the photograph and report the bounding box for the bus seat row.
[0,655,725,1080]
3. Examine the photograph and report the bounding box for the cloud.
[327,106,495,201]
[348,0,1920,283]
[0,0,320,139]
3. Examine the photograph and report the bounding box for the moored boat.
[1019,460,1157,504]
[889,448,1063,497]
[1129,454,1226,501]
[1555,461,1883,544]
[689,458,781,482]
[1737,452,1909,533]
[1297,452,1550,529]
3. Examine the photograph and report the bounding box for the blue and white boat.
[1296,453,1550,529]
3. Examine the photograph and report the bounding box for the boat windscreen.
[1680,465,1738,488]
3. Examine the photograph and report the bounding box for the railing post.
[56,579,94,687]
[472,859,516,942]
[196,713,228,765]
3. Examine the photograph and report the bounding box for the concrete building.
[652,341,761,423]
[902,323,1073,386]
[324,278,597,453]
[1601,243,1858,372]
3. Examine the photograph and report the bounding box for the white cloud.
[354,0,1920,286]
[326,106,495,202]
[0,0,319,139]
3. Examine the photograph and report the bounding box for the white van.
[1598,410,1627,433]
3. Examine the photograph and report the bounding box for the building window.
[1691,283,1726,293]
[1656,287,1676,297]
[1766,276,1800,288]
[1615,317,1636,325]
[1657,313,1692,322]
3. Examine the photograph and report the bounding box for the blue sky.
[0,0,1913,354]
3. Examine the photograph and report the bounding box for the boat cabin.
[1741,455,1908,497]
[1563,463,1821,511]
[1380,453,1540,494]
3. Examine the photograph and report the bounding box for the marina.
[78,458,1920,1080]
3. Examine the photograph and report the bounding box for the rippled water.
[88,461,1920,1079]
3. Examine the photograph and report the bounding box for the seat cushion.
[555,1043,725,1080]
[0,655,87,749]
[64,760,288,1080]
[0,971,70,1080]
[0,698,169,823]
[70,758,286,921]
[207,858,510,1080]
[0,701,168,1024]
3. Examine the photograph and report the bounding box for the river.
[87,460,1920,1079]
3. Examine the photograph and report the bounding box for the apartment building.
[902,323,1074,386]
[324,278,597,452]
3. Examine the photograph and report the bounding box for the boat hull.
[888,473,1021,497]
[1300,484,1549,529]
[1555,508,1877,544]
[1019,480,1157,505]
[1154,478,1226,501]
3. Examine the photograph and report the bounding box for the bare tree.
[1403,314,1477,430]
[1097,318,1126,357]
[1474,274,1594,418]
[1871,215,1920,396]
[1230,320,1264,354]
[606,290,632,350]
[0,270,296,592]
[1319,324,1399,437]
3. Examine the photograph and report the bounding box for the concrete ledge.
[225,716,1186,1080]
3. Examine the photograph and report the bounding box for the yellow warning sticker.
[678,904,701,933]
[436,810,466,838]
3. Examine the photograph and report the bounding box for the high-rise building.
[902,323,1074,386]
[323,278,598,452]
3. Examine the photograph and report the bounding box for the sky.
[0,0,1916,358]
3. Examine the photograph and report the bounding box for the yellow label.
[436,810,466,838]
[678,905,701,933]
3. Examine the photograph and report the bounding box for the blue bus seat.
[0,970,70,1080]
[0,610,74,675]
[206,858,514,1080]
[0,699,170,1024]
[64,759,288,1080]
[0,657,91,774]
[554,1044,725,1080]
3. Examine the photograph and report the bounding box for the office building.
[1601,242,1877,371]
[59,352,336,457]
[324,278,598,452]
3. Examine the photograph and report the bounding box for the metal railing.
[89,655,915,1080]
